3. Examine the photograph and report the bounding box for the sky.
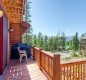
[30,0,86,36]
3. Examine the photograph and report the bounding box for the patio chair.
[17,47,27,63]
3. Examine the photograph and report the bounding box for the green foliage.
[43,35,48,50]
[22,0,33,44]
[33,35,37,46]
[22,33,33,45]
[24,32,66,52]
[61,32,66,48]
[72,32,79,50]
[71,51,84,58]
[37,32,44,48]
[22,31,81,52]
[65,32,80,50]
[23,0,32,23]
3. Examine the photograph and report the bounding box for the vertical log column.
[10,23,22,45]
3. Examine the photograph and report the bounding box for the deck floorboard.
[3,58,48,80]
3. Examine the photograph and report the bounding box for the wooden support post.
[53,54,60,80]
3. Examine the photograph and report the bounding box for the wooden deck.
[3,58,48,80]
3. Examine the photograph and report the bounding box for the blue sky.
[30,0,86,36]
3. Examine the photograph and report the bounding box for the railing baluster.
[64,67,65,80]
[81,64,82,80]
[76,65,77,80]
[70,66,71,80]
[73,65,74,80]
[83,63,84,79]
[78,64,80,79]
[67,66,68,80]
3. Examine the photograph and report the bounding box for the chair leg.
[20,58,21,63]
[20,56,22,63]
[26,55,27,63]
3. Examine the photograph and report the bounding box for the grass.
[71,51,84,58]
[61,50,85,61]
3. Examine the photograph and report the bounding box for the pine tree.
[37,32,43,48]
[69,40,73,50]
[73,32,79,50]
[61,32,66,49]
[23,0,32,44]
[43,35,48,50]
[33,35,37,46]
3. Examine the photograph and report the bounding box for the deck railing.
[61,59,86,80]
[31,46,86,80]
[31,46,60,80]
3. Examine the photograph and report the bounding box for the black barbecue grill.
[11,43,31,59]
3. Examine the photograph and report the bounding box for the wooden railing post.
[39,49,43,69]
[53,54,60,80]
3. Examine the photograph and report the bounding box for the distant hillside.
[66,36,81,41]
[66,36,73,41]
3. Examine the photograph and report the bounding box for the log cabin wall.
[10,22,30,45]
[10,23,22,45]
[0,0,29,45]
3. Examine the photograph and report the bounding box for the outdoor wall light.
[0,10,3,18]
[8,28,13,32]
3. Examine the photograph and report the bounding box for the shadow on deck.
[3,58,48,80]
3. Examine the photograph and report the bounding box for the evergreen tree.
[69,40,73,50]
[61,32,66,49]
[73,32,79,50]
[43,35,48,50]
[53,36,57,51]
[23,0,32,44]
[48,37,54,51]
[33,35,37,46]
[22,33,32,45]
[37,32,43,48]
